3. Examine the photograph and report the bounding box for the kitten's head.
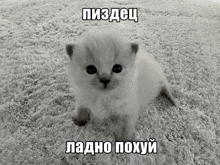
[66,29,138,92]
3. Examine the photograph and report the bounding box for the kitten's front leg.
[73,105,91,126]
[113,112,138,142]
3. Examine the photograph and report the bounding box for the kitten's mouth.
[101,85,111,90]
[91,81,116,91]
[98,79,114,91]
[99,84,114,91]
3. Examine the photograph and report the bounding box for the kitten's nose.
[99,73,111,86]
[100,79,110,86]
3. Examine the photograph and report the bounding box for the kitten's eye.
[86,65,97,74]
[112,64,122,73]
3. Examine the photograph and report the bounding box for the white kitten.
[66,29,176,141]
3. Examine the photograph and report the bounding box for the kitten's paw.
[114,134,133,142]
[72,106,91,126]
[72,117,88,126]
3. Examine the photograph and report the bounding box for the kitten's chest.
[100,94,124,110]
[92,92,129,118]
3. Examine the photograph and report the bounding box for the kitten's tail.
[160,86,177,106]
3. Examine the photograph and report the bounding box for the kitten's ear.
[131,43,138,54]
[66,44,75,59]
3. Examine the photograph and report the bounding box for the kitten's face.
[66,31,138,92]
